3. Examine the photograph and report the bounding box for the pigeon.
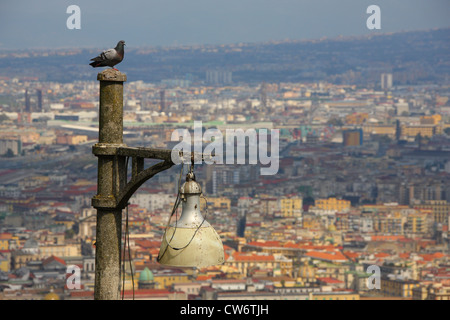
[89,40,125,70]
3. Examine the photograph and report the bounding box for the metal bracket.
[92,144,213,210]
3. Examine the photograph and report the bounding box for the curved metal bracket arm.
[116,160,174,209]
[92,144,213,210]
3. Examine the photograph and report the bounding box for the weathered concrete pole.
[90,70,208,299]
[92,69,127,300]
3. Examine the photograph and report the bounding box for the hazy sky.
[0,0,449,49]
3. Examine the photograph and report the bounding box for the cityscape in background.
[0,28,449,300]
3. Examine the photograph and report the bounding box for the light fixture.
[157,171,224,268]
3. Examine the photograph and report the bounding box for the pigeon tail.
[89,61,100,68]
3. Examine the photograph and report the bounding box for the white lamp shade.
[158,175,224,267]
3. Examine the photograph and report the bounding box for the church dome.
[139,267,154,282]
[44,290,60,300]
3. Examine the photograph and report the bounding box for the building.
[313,197,351,214]
[39,243,81,259]
[420,115,442,125]
[206,165,245,195]
[343,129,363,146]
[206,69,232,85]
[412,285,429,300]
[372,213,405,235]
[401,125,437,138]
[159,90,166,111]
[412,283,450,300]
[259,197,279,217]
[345,113,368,125]
[426,285,450,300]
[67,289,187,300]
[310,290,360,300]
[362,124,396,137]
[78,208,97,240]
[25,89,31,112]
[415,200,450,225]
[172,281,205,297]
[405,213,429,235]
[0,251,10,272]
[56,134,88,145]
[151,267,190,289]
[37,89,43,111]
[381,276,420,298]
[395,100,409,115]
[129,192,173,212]
[201,196,231,211]
[225,252,293,277]
[0,233,14,251]
[11,251,40,269]
[279,197,302,217]
[381,73,393,90]
[0,138,22,156]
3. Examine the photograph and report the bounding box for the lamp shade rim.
[158,224,224,268]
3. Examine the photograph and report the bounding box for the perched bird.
[89,40,125,70]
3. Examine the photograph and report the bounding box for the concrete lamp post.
[91,69,222,300]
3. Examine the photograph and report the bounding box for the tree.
[303,196,315,212]
[377,135,392,144]
[327,118,344,127]
[0,114,9,123]
[4,148,15,158]
[444,127,450,136]
[65,229,75,240]
[298,185,313,198]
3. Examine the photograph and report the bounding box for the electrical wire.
[120,157,135,300]
[121,203,135,300]
[121,157,130,300]
[119,157,130,299]
[121,205,127,299]
[166,194,208,251]
[157,164,184,262]
[127,204,135,300]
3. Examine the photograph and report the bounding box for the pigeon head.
[116,40,126,49]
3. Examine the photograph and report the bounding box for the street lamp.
[91,69,223,300]
[158,171,224,268]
